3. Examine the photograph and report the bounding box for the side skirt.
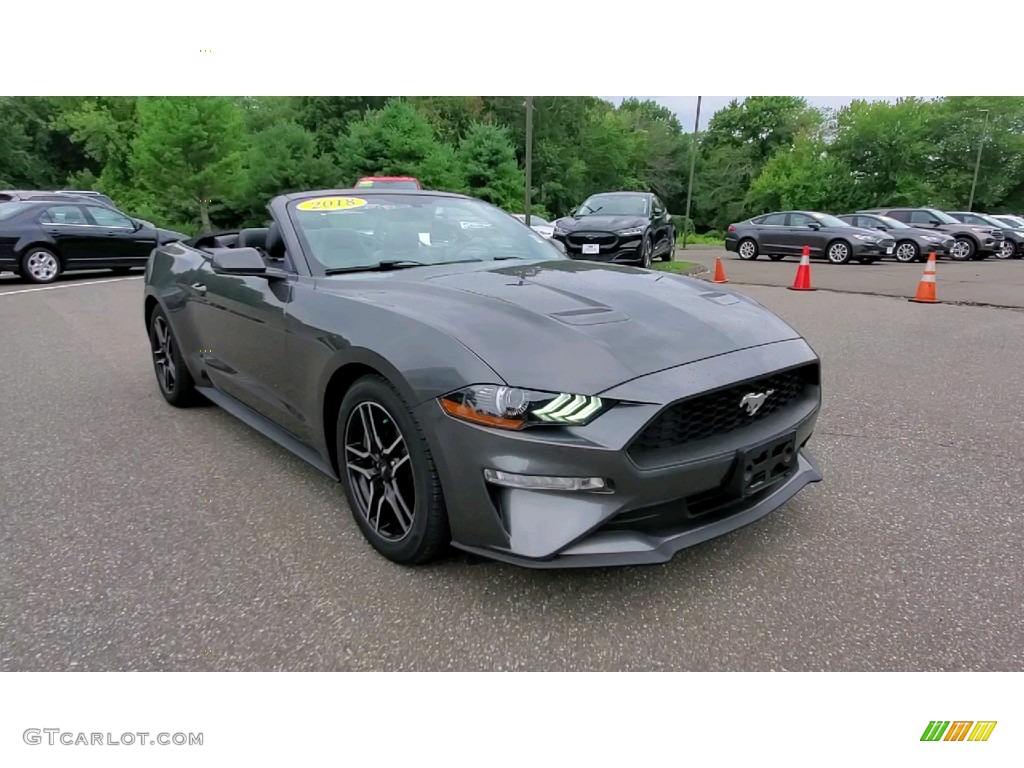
[196,385,339,481]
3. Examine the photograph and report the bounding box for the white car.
[512,213,554,239]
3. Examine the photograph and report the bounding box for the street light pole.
[524,96,534,226]
[681,96,702,250]
[967,108,990,212]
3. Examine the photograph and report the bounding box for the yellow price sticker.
[296,197,368,211]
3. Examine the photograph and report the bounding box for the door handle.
[191,283,207,295]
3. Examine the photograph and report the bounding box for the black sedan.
[948,211,1024,259]
[838,212,954,262]
[0,200,186,283]
[551,191,675,268]
[725,211,895,264]
[144,188,823,568]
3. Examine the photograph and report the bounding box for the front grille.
[879,238,896,248]
[567,231,617,248]
[628,364,817,457]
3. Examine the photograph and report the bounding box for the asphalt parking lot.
[1,268,1022,671]
[680,247,1024,308]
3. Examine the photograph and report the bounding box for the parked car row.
[725,207,1024,264]
[0,190,187,283]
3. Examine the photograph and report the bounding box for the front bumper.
[851,239,896,257]
[554,232,645,263]
[415,339,822,568]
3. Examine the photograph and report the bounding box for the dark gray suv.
[860,207,1002,260]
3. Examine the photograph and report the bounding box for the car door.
[84,205,156,265]
[650,195,672,257]
[784,213,824,256]
[756,212,789,253]
[187,249,301,434]
[36,205,100,266]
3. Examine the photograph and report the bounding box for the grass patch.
[676,232,725,246]
[652,260,700,274]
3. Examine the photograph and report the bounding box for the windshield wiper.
[491,255,526,261]
[324,260,429,274]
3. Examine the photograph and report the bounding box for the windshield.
[288,194,564,271]
[0,202,32,221]
[974,213,1009,229]
[995,215,1024,228]
[925,208,960,225]
[808,212,850,228]
[576,194,648,217]
[876,215,911,229]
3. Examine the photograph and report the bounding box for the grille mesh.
[628,365,816,456]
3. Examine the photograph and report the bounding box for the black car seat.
[265,222,287,261]
[311,228,369,269]
[373,220,423,261]
[237,227,269,252]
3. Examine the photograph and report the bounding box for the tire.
[950,237,975,261]
[996,240,1015,259]
[336,375,448,565]
[737,238,759,260]
[826,240,852,264]
[640,234,653,269]
[894,240,919,263]
[768,254,786,261]
[661,230,675,261]
[21,247,62,284]
[148,305,201,407]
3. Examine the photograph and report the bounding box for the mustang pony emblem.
[739,389,775,416]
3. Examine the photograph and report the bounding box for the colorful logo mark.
[921,721,997,742]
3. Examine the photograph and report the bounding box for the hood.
[321,260,801,395]
[556,214,648,232]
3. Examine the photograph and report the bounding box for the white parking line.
[0,276,143,297]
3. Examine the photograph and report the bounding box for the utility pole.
[967,108,990,212]
[524,97,534,226]
[681,96,702,250]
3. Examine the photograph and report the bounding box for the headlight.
[970,227,986,233]
[852,234,879,242]
[438,385,610,430]
[921,234,941,242]
[616,226,645,237]
[553,225,569,236]
[1016,230,1024,237]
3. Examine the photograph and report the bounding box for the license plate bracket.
[729,432,797,497]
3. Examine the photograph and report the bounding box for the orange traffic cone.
[712,255,729,283]
[788,246,815,291]
[909,252,938,303]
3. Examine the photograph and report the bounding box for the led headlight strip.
[532,394,604,424]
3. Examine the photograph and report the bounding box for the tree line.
[1,95,1021,235]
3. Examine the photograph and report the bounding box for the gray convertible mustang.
[143,189,823,568]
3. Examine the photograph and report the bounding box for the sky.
[601,96,916,130]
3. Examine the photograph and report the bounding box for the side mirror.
[807,222,821,230]
[875,225,887,231]
[929,219,941,226]
[549,239,567,254]
[211,247,267,276]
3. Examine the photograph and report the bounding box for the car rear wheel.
[737,238,758,260]
[996,241,1014,259]
[826,240,852,264]
[22,247,61,284]
[767,254,786,261]
[149,306,200,407]
[661,230,675,261]
[894,241,919,263]
[640,235,653,268]
[337,375,448,565]
[950,238,975,261]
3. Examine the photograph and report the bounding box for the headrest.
[237,227,269,250]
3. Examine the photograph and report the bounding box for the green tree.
[456,122,524,208]
[131,96,247,232]
[746,133,850,213]
[334,100,463,191]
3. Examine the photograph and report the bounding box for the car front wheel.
[640,235,653,268]
[997,241,1015,259]
[894,241,919,263]
[337,375,448,565]
[149,306,200,407]
[826,240,852,264]
[950,238,975,260]
[22,248,62,284]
